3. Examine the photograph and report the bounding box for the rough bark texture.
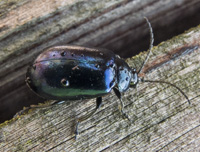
[0,0,200,151]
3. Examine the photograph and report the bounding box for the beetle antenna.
[137,17,154,75]
[135,18,190,105]
[141,78,191,104]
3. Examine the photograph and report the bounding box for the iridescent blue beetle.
[25,18,190,139]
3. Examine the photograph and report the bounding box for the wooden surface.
[1,0,200,123]
[0,0,200,151]
[1,23,200,152]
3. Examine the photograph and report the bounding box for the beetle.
[25,18,190,139]
[26,45,135,137]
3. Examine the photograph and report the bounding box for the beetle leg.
[113,88,130,121]
[75,97,102,139]
[96,96,102,109]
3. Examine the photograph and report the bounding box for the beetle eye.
[61,78,70,87]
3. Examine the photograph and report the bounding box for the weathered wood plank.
[0,0,200,151]
[0,24,200,151]
[1,0,200,123]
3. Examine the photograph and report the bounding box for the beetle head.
[115,56,132,92]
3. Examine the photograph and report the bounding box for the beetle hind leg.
[75,97,102,140]
[113,88,131,122]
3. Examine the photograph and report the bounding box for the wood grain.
[1,0,200,123]
[0,23,200,152]
[0,0,200,151]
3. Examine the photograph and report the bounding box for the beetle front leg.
[113,88,130,121]
[75,97,102,140]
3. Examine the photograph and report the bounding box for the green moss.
[26,139,33,145]
[0,118,15,128]
[0,100,56,129]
